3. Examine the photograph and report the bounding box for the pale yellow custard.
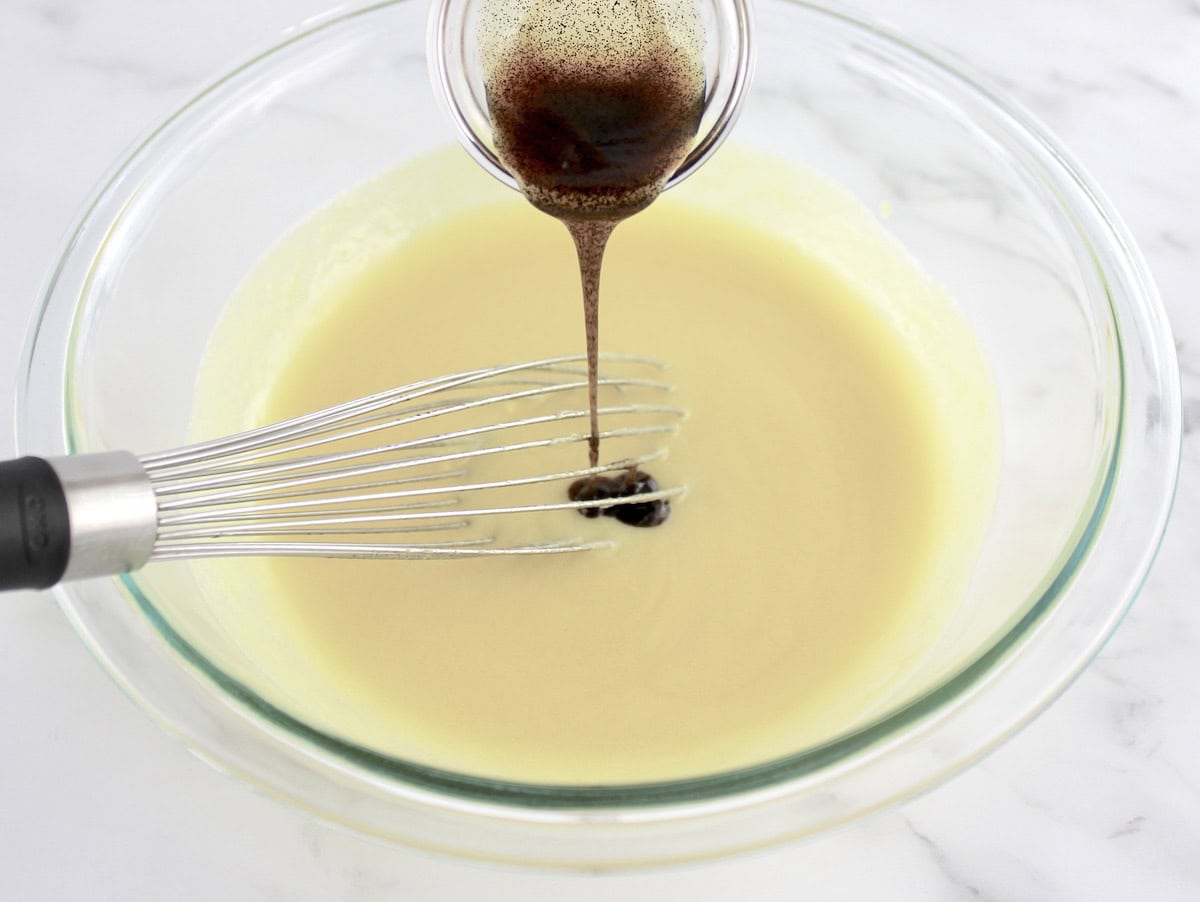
[186,148,999,784]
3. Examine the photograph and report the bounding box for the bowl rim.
[14,0,1181,865]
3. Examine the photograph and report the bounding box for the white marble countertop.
[1,0,1197,898]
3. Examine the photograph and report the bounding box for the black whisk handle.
[0,457,71,591]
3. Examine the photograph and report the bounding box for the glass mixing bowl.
[16,0,1179,867]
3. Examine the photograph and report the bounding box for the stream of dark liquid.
[565,219,617,467]
[486,61,705,469]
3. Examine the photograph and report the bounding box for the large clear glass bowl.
[15,0,1180,867]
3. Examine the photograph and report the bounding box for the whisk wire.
[141,354,664,469]
[142,355,684,562]
[156,448,670,525]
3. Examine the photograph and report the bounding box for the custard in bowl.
[17,0,1178,866]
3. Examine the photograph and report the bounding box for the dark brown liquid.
[486,53,704,477]
[486,63,708,222]
[568,469,671,527]
[564,219,617,467]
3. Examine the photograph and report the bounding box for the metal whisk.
[0,355,685,591]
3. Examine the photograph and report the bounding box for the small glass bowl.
[427,0,754,192]
[16,0,1179,867]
